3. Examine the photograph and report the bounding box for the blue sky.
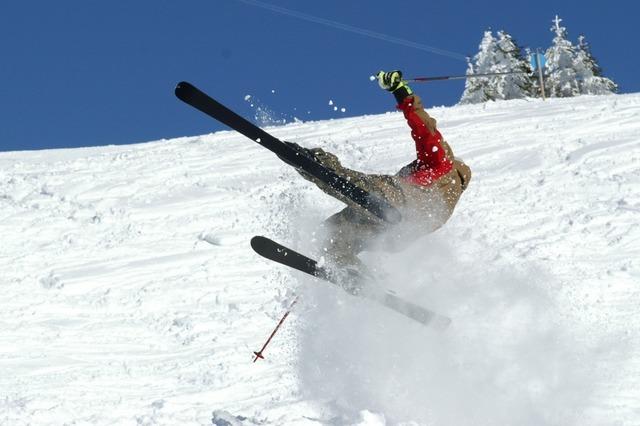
[1,0,636,151]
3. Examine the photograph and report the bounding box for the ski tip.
[174,81,194,98]
[250,235,268,250]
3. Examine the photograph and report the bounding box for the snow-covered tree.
[494,31,534,98]
[460,30,533,104]
[460,31,498,104]
[574,34,618,95]
[544,15,580,97]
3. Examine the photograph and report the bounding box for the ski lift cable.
[232,0,467,61]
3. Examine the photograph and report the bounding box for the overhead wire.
[232,0,467,61]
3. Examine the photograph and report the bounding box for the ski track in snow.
[0,94,639,425]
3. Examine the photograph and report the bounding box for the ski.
[175,81,401,224]
[250,236,451,329]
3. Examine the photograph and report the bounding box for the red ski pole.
[253,298,298,362]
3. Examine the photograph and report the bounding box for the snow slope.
[1,93,639,425]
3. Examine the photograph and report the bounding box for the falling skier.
[174,74,468,329]
[289,70,472,268]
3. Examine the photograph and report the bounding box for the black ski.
[250,236,451,329]
[175,81,401,224]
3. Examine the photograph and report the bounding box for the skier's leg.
[293,147,407,209]
[315,202,391,271]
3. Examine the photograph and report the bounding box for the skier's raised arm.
[377,70,455,186]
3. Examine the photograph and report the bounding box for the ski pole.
[407,70,527,82]
[253,297,298,362]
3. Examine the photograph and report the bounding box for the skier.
[290,70,471,270]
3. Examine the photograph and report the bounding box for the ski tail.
[250,236,316,275]
[176,82,269,145]
[250,236,333,282]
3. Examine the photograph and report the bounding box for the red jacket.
[398,97,453,186]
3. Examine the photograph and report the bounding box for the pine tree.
[460,30,533,104]
[544,15,580,97]
[574,35,618,95]
[460,31,498,104]
[494,31,535,99]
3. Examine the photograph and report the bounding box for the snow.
[460,30,533,103]
[1,93,639,424]
[329,100,347,113]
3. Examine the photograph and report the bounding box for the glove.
[377,70,403,91]
[376,70,413,103]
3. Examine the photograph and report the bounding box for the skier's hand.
[377,70,413,103]
[377,70,403,91]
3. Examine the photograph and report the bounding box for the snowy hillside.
[1,93,639,425]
